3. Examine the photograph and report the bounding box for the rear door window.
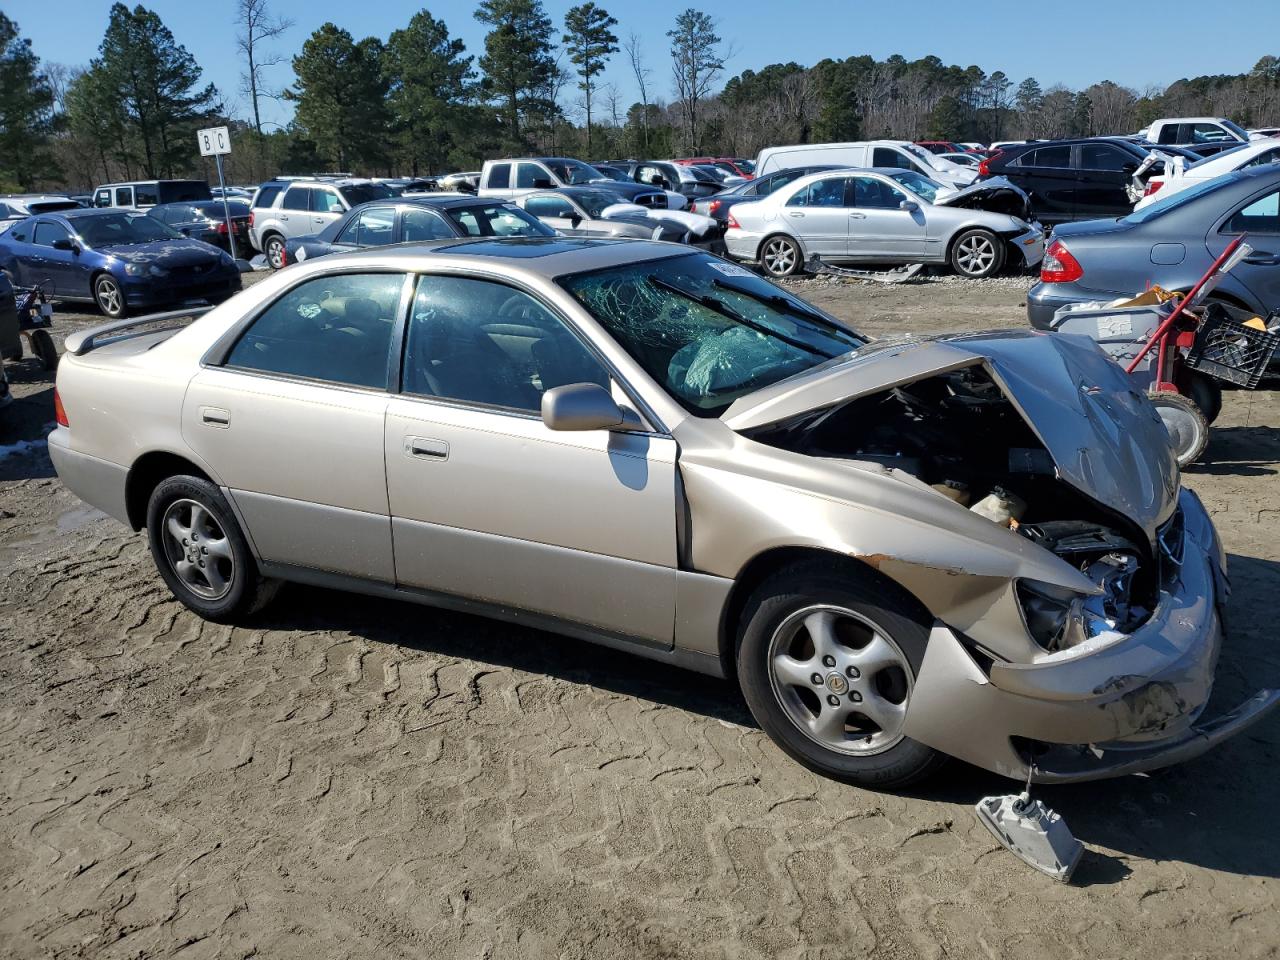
[114,186,134,206]
[1226,189,1280,234]
[134,183,160,206]
[788,177,849,207]
[281,186,312,211]
[401,208,455,241]
[338,207,394,246]
[225,272,406,388]
[487,163,511,189]
[1018,145,1072,168]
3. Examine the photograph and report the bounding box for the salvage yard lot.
[1,274,1278,959]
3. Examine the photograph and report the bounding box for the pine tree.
[383,10,473,176]
[475,0,557,149]
[562,3,617,157]
[0,13,58,190]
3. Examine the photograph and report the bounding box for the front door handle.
[788,212,805,218]
[405,436,449,461]
[848,212,866,219]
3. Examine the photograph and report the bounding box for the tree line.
[4,2,1280,192]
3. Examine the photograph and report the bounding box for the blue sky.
[11,0,1280,129]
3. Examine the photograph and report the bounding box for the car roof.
[310,237,689,276]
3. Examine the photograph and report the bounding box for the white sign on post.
[197,126,231,157]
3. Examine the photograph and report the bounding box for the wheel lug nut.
[810,673,823,685]
[182,539,188,545]
[846,666,860,679]
[201,546,207,554]
[821,655,836,668]
[198,561,205,568]
[850,691,862,703]
[826,694,840,707]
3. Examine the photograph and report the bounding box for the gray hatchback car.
[48,238,1277,789]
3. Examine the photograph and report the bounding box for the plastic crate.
[1185,306,1280,389]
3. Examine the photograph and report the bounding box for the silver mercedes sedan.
[49,238,1276,788]
[725,168,1044,279]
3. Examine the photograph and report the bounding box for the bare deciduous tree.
[667,8,725,153]
[624,31,651,153]
[236,0,293,135]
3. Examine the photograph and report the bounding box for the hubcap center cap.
[826,672,849,695]
[185,544,201,564]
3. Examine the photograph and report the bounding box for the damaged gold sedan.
[49,238,1279,788]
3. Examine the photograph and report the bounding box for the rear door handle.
[405,437,448,461]
[849,212,866,219]
[1245,251,1280,266]
[788,212,805,218]
[201,406,230,427]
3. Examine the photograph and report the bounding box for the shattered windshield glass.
[559,254,864,415]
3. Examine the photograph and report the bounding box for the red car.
[675,157,755,179]
[914,141,969,155]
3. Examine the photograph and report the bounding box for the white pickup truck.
[1136,117,1257,148]
[478,158,674,209]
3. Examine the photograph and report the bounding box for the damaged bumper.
[903,489,1280,782]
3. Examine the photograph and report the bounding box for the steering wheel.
[497,294,553,324]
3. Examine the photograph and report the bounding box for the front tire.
[949,228,1006,278]
[146,475,279,622]
[1149,390,1210,467]
[93,274,127,319]
[737,561,946,788]
[759,234,803,278]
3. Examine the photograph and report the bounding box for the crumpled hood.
[600,203,718,236]
[100,238,225,268]
[723,330,1179,539]
[934,176,1032,220]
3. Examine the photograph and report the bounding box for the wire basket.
[1185,306,1280,389]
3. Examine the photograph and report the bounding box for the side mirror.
[532,177,554,189]
[51,238,76,252]
[899,200,919,212]
[541,382,624,431]
[568,213,582,227]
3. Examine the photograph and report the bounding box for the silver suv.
[250,178,396,268]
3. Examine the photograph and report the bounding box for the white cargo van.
[754,141,977,188]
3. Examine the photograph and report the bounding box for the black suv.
[980,137,1180,225]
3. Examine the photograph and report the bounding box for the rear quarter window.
[254,184,284,209]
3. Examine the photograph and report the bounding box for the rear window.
[254,184,284,209]
[1123,175,1237,224]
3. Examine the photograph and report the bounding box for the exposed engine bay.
[746,364,1157,647]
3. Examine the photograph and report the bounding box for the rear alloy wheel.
[737,562,945,788]
[264,235,287,270]
[93,274,126,319]
[950,228,1006,279]
[1149,390,1209,467]
[760,235,802,277]
[146,475,279,622]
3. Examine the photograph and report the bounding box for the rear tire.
[950,228,1005,278]
[1149,390,1210,467]
[146,474,280,622]
[736,560,946,789]
[758,235,803,278]
[1178,369,1223,425]
[264,234,287,270]
[30,328,58,370]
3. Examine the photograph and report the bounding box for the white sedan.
[1136,138,1280,208]
[724,168,1044,279]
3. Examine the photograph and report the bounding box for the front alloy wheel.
[94,275,126,318]
[950,228,1005,279]
[760,235,802,277]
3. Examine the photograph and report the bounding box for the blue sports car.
[0,208,241,318]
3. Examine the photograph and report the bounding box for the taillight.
[726,212,741,230]
[977,149,1003,178]
[54,388,68,427]
[1041,239,1083,284]
[248,212,254,227]
[1144,180,1165,197]
[216,221,229,234]
[708,200,721,215]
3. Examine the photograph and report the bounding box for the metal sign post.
[196,126,238,261]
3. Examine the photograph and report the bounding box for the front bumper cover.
[903,488,1279,783]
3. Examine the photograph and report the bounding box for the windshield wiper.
[646,274,828,358]
[709,277,858,339]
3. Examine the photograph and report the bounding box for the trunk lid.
[723,331,1179,539]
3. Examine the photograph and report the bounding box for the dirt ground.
[2,272,1278,960]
